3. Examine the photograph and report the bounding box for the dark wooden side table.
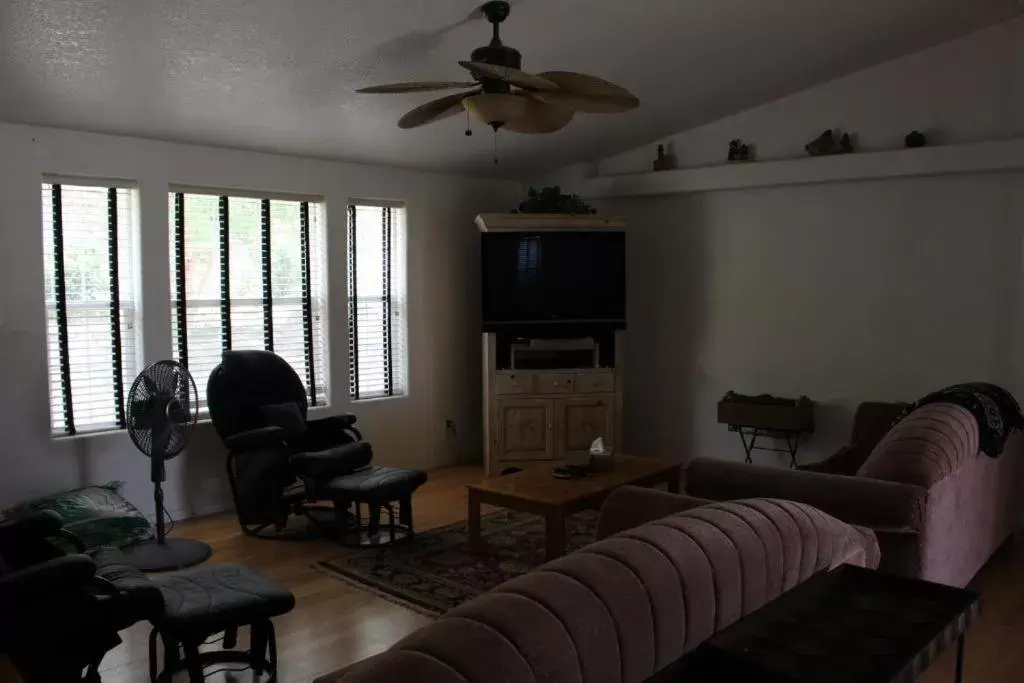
[652,564,980,683]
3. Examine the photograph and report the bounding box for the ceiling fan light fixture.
[462,93,527,129]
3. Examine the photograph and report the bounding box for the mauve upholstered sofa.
[688,402,1024,588]
[314,489,878,683]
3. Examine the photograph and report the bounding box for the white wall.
[610,174,1022,465]
[547,17,1024,184]
[0,123,519,517]
[545,17,1024,465]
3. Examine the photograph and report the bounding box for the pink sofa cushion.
[858,403,979,487]
[319,499,878,683]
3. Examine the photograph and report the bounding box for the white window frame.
[41,177,140,437]
[347,200,408,401]
[169,188,329,410]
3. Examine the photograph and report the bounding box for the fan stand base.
[120,538,212,573]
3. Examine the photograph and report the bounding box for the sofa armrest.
[596,486,714,540]
[225,425,285,452]
[686,458,926,530]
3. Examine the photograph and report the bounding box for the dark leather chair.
[207,350,374,537]
[0,511,163,682]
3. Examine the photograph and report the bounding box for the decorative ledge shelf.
[476,213,627,232]
[577,138,1024,199]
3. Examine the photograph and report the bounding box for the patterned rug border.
[312,510,597,617]
[312,511,524,617]
[313,561,443,618]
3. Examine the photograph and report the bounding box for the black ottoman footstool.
[326,466,428,547]
[149,564,295,682]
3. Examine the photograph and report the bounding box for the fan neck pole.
[154,481,167,544]
[490,22,501,46]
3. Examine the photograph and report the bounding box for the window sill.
[351,394,408,404]
[52,402,336,442]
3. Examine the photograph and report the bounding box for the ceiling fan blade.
[357,81,477,94]
[535,71,640,113]
[398,91,478,129]
[458,61,557,91]
[534,91,639,114]
[503,95,574,134]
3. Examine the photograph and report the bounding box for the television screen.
[481,231,625,327]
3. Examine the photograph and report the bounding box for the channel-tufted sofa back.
[316,497,878,683]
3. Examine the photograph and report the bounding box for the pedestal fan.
[120,360,212,572]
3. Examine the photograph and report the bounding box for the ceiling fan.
[356,0,639,135]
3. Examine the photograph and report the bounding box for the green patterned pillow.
[5,481,154,550]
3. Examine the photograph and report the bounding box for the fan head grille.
[126,360,198,458]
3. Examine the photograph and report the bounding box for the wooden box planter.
[716,392,815,432]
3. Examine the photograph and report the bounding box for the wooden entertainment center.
[477,213,627,476]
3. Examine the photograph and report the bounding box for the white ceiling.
[0,0,1020,178]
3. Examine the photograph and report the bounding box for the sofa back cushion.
[320,499,876,683]
[857,403,979,488]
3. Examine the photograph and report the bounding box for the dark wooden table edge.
[465,462,681,559]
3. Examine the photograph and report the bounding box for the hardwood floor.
[2,464,1023,682]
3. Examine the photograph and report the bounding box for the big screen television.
[481,231,625,329]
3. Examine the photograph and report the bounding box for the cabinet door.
[495,399,555,461]
[556,396,614,461]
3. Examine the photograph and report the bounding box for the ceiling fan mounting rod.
[471,1,521,71]
[481,1,511,27]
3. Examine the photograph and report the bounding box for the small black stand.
[121,456,212,572]
[727,425,807,468]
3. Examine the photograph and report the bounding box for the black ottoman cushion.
[153,564,295,633]
[326,466,427,502]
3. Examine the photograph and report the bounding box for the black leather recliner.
[0,511,163,682]
[207,350,374,537]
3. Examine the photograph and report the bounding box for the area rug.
[314,509,598,616]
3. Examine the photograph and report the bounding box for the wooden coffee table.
[466,454,680,561]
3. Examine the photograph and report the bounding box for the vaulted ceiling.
[0,0,1020,177]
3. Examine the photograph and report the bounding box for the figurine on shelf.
[727,139,752,162]
[652,143,676,171]
[905,130,928,148]
[805,129,855,156]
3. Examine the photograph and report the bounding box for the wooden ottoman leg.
[399,494,413,535]
[181,639,204,683]
[148,628,159,683]
[250,621,268,676]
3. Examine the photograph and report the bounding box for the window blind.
[170,191,328,406]
[42,183,138,436]
[347,203,407,400]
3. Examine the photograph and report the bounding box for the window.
[170,190,327,406]
[42,181,138,436]
[347,202,407,400]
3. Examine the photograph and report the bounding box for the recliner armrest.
[0,555,96,601]
[0,510,64,544]
[306,413,362,442]
[225,425,286,451]
[294,441,373,481]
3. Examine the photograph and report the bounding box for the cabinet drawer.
[495,372,535,395]
[575,372,615,394]
[535,373,575,394]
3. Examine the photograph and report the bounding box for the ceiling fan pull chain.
[465,108,473,136]
[493,129,499,165]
